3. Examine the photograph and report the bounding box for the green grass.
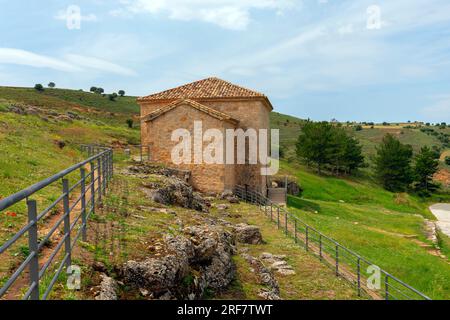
[0,87,139,115]
[281,161,450,299]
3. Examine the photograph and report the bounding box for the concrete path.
[429,204,450,237]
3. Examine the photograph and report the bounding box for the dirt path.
[429,204,450,237]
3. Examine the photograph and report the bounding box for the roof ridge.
[137,77,267,101]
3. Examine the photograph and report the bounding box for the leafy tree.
[374,134,413,192]
[126,119,134,128]
[109,93,118,101]
[412,146,439,196]
[445,156,450,166]
[34,84,44,92]
[96,88,105,94]
[90,86,97,93]
[341,135,365,174]
[118,90,125,97]
[296,121,335,174]
[48,82,56,88]
[355,125,363,131]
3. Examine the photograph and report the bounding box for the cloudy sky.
[0,0,449,122]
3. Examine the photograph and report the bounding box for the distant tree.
[34,84,44,92]
[96,88,105,94]
[445,156,450,166]
[126,119,133,128]
[296,121,364,175]
[90,87,97,93]
[296,121,335,174]
[118,90,125,97]
[412,146,439,196]
[108,93,118,101]
[374,134,413,192]
[48,82,56,88]
[355,125,363,131]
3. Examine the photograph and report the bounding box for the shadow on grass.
[288,196,321,213]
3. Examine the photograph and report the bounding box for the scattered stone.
[260,253,296,276]
[242,254,280,300]
[95,274,118,300]
[92,261,107,273]
[233,223,263,245]
[215,204,230,211]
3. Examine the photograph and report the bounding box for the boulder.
[233,224,263,245]
[95,274,118,300]
[145,176,209,212]
[122,226,235,300]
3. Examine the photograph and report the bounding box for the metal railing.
[0,146,113,300]
[234,185,432,301]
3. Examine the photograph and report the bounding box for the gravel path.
[429,204,450,237]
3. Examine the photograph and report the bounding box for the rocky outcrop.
[233,223,263,245]
[95,274,118,300]
[128,165,191,182]
[122,225,236,300]
[143,176,209,213]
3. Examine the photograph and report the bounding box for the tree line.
[295,121,365,175]
[295,121,440,197]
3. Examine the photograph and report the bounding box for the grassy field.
[0,88,140,290]
[280,161,450,300]
[1,85,449,300]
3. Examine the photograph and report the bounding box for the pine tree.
[374,134,413,192]
[412,146,439,196]
[296,121,334,174]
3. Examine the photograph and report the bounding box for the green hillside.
[0,85,449,299]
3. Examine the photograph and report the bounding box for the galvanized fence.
[234,185,432,301]
[0,146,113,300]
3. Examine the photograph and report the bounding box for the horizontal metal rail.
[0,145,114,300]
[234,185,431,301]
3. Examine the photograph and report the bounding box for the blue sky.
[0,0,449,123]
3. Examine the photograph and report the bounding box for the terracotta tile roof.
[138,77,267,101]
[142,99,239,125]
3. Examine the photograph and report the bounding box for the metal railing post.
[335,245,339,276]
[294,220,298,243]
[357,258,361,297]
[27,200,39,300]
[62,179,72,268]
[285,212,288,235]
[385,275,389,301]
[97,157,102,203]
[319,235,323,261]
[102,155,107,194]
[276,206,280,229]
[90,162,95,215]
[80,168,87,242]
[306,226,309,251]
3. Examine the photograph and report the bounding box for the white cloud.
[65,54,137,76]
[113,0,298,30]
[0,48,81,72]
[422,95,450,121]
[0,48,137,76]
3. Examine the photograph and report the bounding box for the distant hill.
[0,86,140,115]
